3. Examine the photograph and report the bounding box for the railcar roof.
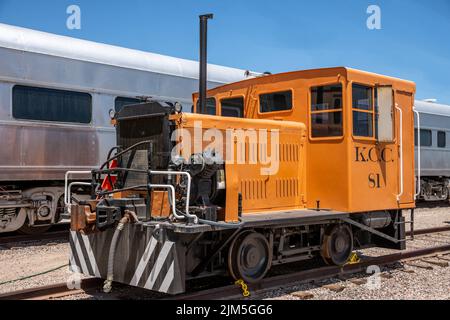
[414,100,450,117]
[0,23,248,83]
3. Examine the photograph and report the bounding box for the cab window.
[352,84,374,138]
[260,90,292,113]
[196,98,217,115]
[221,97,244,118]
[310,84,343,138]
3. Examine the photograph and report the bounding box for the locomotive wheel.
[18,221,51,235]
[442,187,449,200]
[228,231,272,284]
[321,224,353,266]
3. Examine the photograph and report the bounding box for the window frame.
[219,95,245,118]
[351,82,376,140]
[11,84,93,125]
[257,89,294,116]
[309,82,345,141]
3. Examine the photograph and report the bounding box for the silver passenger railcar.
[0,23,249,234]
[415,100,450,201]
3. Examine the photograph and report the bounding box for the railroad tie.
[400,269,416,274]
[291,291,314,300]
[404,262,433,270]
[437,255,450,262]
[349,278,366,286]
[323,283,346,293]
[421,259,449,268]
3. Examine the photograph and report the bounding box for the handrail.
[413,107,421,199]
[147,184,180,219]
[395,104,403,202]
[149,170,197,223]
[64,169,197,223]
[64,171,92,214]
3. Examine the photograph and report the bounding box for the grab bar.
[395,104,403,202]
[413,107,421,199]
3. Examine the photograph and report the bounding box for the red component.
[101,159,118,191]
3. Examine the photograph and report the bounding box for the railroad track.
[175,243,450,300]
[0,230,69,246]
[407,225,450,236]
[1,226,449,300]
[0,278,102,300]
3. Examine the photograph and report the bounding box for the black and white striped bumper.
[69,225,185,295]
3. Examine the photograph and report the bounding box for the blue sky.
[0,0,449,104]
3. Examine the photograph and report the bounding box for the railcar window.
[196,98,217,115]
[260,90,292,113]
[352,84,374,138]
[13,85,91,124]
[438,131,446,148]
[115,97,142,112]
[415,129,432,147]
[221,97,244,118]
[310,84,343,138]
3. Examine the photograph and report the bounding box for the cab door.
[350,83,400,212]
[394,90,415,206]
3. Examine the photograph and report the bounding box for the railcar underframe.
[69,209,406,295]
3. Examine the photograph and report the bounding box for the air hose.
[103,210,138,293]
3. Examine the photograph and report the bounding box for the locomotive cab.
[193,67,416,214]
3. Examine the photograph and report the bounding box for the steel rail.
[0,230,69,246]
[0,278,102,300]
[406,225,450,236]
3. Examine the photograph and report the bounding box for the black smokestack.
[199,14,213,114]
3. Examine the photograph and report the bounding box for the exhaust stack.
[198,14,213,114]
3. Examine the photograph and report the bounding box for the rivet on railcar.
[66,15,416,295]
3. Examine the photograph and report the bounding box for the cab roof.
[194,67,416,99]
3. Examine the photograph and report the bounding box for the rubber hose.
[104,214,131,292]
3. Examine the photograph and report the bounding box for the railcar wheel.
[321,224,353,266]
[18,221,51,235]
[442,187,449,200]
[228,231,272,284]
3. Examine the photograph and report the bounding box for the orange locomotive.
[66,66,416,295]
[66,16,416,295]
